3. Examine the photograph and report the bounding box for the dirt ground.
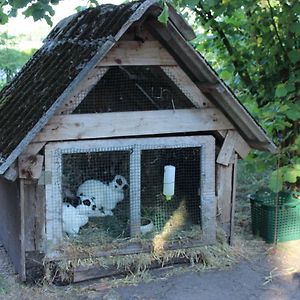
[1,237,300,299]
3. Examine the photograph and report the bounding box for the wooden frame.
[98,41,177,66]
[44,135,215,257]
[35,109,233,142]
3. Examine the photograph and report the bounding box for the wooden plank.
[18,155,44,180]
[20,179,26,281]
[216,164,233,238]
[217,130,238,166]
[55,67,108,115]
[22,142,45,156]
[217,130,251,165]
[217,130,227,138]
[73,265,125,282]
[22,181,46,252]
[229,154,238,245]
[35,109,233,142]
[200,137,216,244]
[47,239,209,262]
[0,177,23,277]
[3,165,18,181]
[168,5,196,41]
[161,66,213,108]
[234,133,251,159]
[130,148,141,237]
[73,256,191,283]
[44,145,63,248]
[99,41,177,66]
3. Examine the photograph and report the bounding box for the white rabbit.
[75,195,98,216]
[62,203,88,235]
[77,175,129,217]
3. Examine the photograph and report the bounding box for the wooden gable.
[30,28,249,163]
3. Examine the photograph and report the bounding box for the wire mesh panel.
[73,66,195,113]
[45,136,215,255]
[141,147,202,244]
[61,151,131,244]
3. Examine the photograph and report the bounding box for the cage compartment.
[61,151,131,247]
[73,66,195,114]
[45,136,215,257]
[141,147,202,245]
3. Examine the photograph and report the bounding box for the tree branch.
[194,5,256,94]
[266,0,292,66]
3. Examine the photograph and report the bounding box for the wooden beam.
[21,181,45,251]
[217,130,238,166]
[161,66,213,108]
[229,154,238,245]
[22,142,45,156]
[234,133,252,159]
[18,155,44,180]
[3,164,18,181]
[99,41,177,66]
[217,130,251,165]
[150,5,196,41]
[167,5,196,41]
[216,164,233,238]
[35,109,234,142]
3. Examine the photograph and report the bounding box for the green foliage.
[75,0,100,13]
[170,0,300,192]
[0,33,34,89]
[0,0,101,24]
[0,0,62,25]
[158,1,170,24]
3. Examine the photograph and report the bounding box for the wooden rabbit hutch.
[0,0,276,282]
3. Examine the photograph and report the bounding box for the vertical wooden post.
[44,146,63,250]
[201,137,216,243]
[130,147,141,237]
[216,153,238,243]
[216,164,233,236]
[229,154,238,245]
[19,178,26,281]
[20,178,46,282]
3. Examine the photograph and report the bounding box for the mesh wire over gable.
[73,66,195,113]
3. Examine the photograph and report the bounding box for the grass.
[0,275,10,295]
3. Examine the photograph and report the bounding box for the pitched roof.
[0,0,275,175]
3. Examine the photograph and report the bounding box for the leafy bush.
[169,0,300,191]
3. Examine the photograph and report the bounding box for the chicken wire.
[73,66,195,113]
[61,151,131,239]
[45,137,213,252]
[60,147,202,244]
[141,147,201,238]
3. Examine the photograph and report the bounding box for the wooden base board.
[27,239,212,283]
[73,256,191,283]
